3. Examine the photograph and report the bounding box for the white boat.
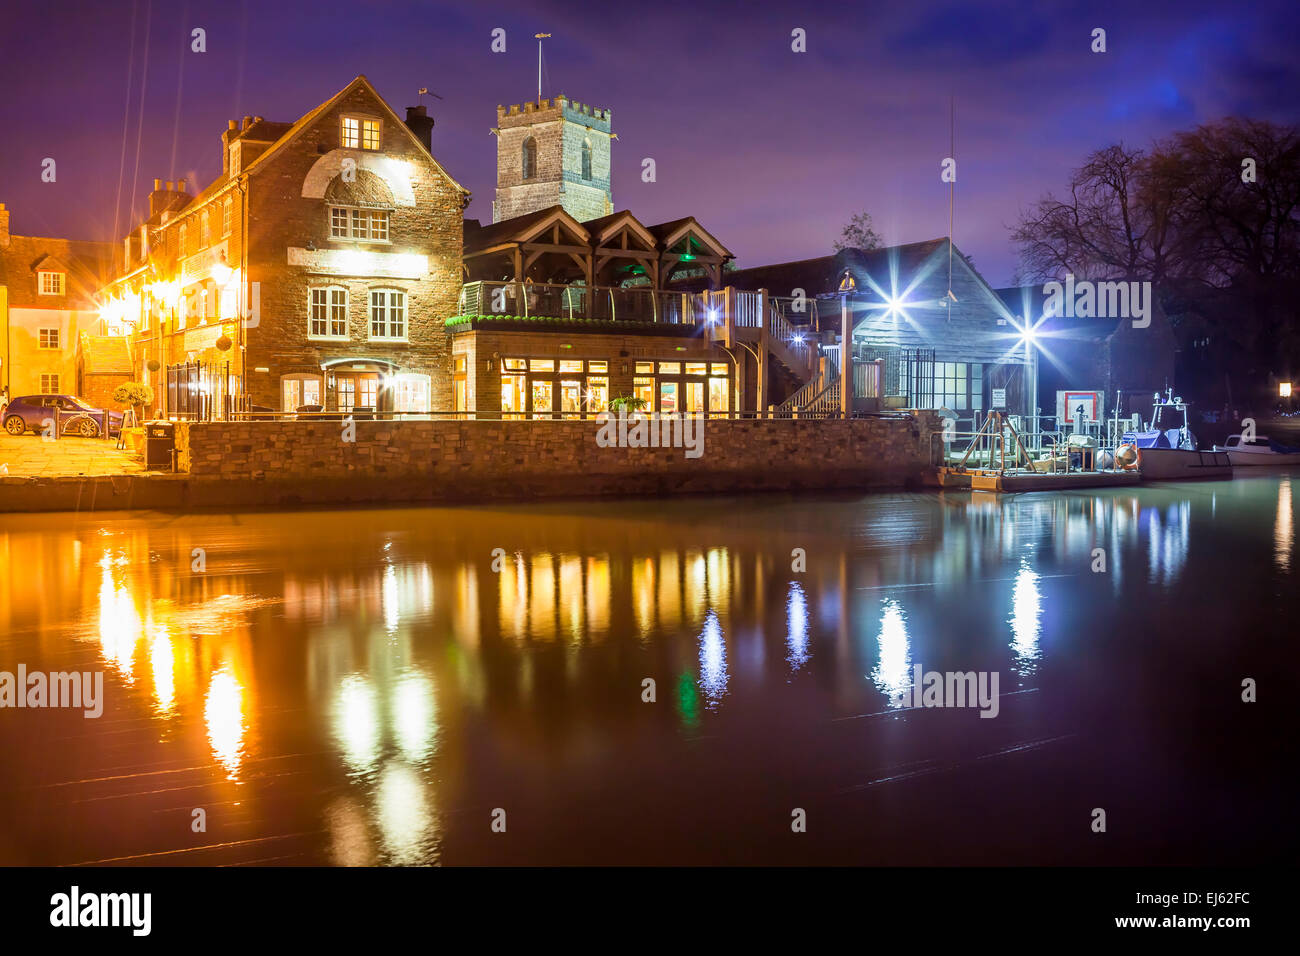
[1213,435,1300,466]
[1117,390,1233,481]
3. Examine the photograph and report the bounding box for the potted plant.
[112,381,155,427]
[607,395,649,416]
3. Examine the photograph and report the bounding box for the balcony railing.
[458,281,713,325]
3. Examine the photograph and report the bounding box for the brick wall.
[173,414,941,503]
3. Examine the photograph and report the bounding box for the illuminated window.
[453,357,467,415]
[529,359,555,372]
[588,360,608,373]
[659,382,679,414]
[710,362,728,375]
[281,375,322,411]
[685,362,707,376]
[531,380,553,419]
[341,117,360,149]
[38,271,65,295]
[635,362,653,374]
[369,289,406,339]
[369,210,388,240]
[559,359,583,373]
[658,362,681,375]
[310,286,348,338]
[199,209,211,246]
[503,358,527,371]
[39,328,60,349]
[587,377,609,413]
[560,379,583,418]
[361,119,381,150]
[501,374,526,418]
[521,137,537,179]
[223,197,232,234]
[709,377,729,412]
[179,222,188,255]
[633,376,653,409]
[40,373,59,392]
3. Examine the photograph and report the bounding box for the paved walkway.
[0,434,146,477]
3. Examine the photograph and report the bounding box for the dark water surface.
[1,476,1295,865]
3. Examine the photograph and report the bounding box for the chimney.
[177,178,188,194]
[148,179,170,218]
[222,120,239,175]
[166,181,174,191]
[241,115,253,131]
[0,202,9,249]
[405,104,434,153]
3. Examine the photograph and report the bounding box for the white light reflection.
[697,610,728,707]
[1009,560,1042,680]
[871,599,911,707]
[335,674,381,774]
[375,761,436,865]
[205,665,246,780]
[1276,479,1293,572]
[393,671,438,764]
[786,581,809,671]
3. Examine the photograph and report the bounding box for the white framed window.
[329,207,388,242]
[281,374,323,411]
[369,289,406,340]
[38,271,65,296]
[223,197,232,235]
[309,286,349,339]
[38,328,60,349]
[40,373,59,392]
[330,206,349,238]
[199,209,211,246]
[179,222,188,256]
[351,209,370,240]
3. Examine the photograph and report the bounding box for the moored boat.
[1213,434,1300,466]
[1118,390,1233,481]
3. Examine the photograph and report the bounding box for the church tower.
[492,95,613,223]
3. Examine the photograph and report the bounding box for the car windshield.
[63,396,95,409]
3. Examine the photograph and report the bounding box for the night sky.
[2,0,1297,286]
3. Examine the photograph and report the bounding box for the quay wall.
[1,415,942,512]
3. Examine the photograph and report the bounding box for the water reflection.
[786,581,810,672]
[1009,560,1042,681]
[0,476,1284,865]
[1276,479,1293,572]
[872,599,911,707]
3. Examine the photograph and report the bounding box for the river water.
[0,476,1294,865]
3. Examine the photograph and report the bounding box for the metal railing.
[458,280,718,325]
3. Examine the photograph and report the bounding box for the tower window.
[581,139,592,180]
[521,137,537,180]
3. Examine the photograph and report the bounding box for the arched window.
[521,137,537,180]
[581,139,592,180]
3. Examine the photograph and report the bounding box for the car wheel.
[3,416,24,436]
[74,418,100,438]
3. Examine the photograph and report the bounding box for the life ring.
[1115,443,1142,471]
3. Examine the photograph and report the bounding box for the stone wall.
[172,414,942,505]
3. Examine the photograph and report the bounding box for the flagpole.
[535,33,551,104]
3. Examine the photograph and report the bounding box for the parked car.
[2,394,124,438]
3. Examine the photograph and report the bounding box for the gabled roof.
[646,216,732,259]
[0,232,114,308]
[176,76,468,218]
[464,205,590,253]
[583,209,657,249]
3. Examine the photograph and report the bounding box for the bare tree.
[834,212,882,252]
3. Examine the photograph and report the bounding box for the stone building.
[99,75,469,416]
[0,202,114,403]
[492,96,613,223]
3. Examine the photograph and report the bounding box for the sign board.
[990,388,1007,409]
[1056,390,1102,423]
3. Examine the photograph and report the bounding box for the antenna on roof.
[947,94,955,317]
[535,33,552,105]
